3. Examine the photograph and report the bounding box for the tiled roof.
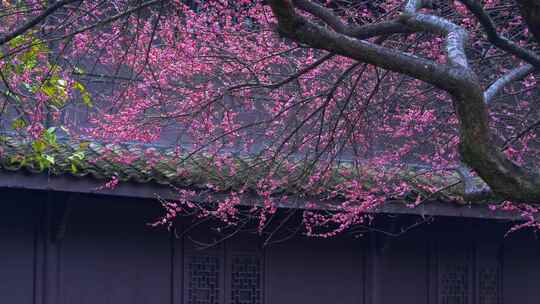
[0,135,205,185]
[0,135,520,220]
[0,135,489,205]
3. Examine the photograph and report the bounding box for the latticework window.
[186,255,222,304]
[230,255,263,304]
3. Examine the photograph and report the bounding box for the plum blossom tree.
[1,0,540,236]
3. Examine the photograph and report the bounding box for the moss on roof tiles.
[0,136,168,182]
[0,135,493,204]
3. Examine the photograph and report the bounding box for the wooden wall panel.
[502,233,540,304]
[372,230,429,304]
[57,196,172,304]
[435,222,472,304]
[265,236,364,304]
[0,195,38,304]
[4,187,540,304]
[474,223,504,304]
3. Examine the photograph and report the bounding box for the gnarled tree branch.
[268,0,540,203]
[269,0,457,91]
[484,64,534,104]
[459,0,540,69]
[292,0,413,39]
[456,163,492,202]
[402,0,469,68]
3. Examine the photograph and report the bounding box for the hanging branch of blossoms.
[2,0,540,235]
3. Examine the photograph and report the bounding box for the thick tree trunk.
[448,72,540,203]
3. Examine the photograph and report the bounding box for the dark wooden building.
[0,139,539,304]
